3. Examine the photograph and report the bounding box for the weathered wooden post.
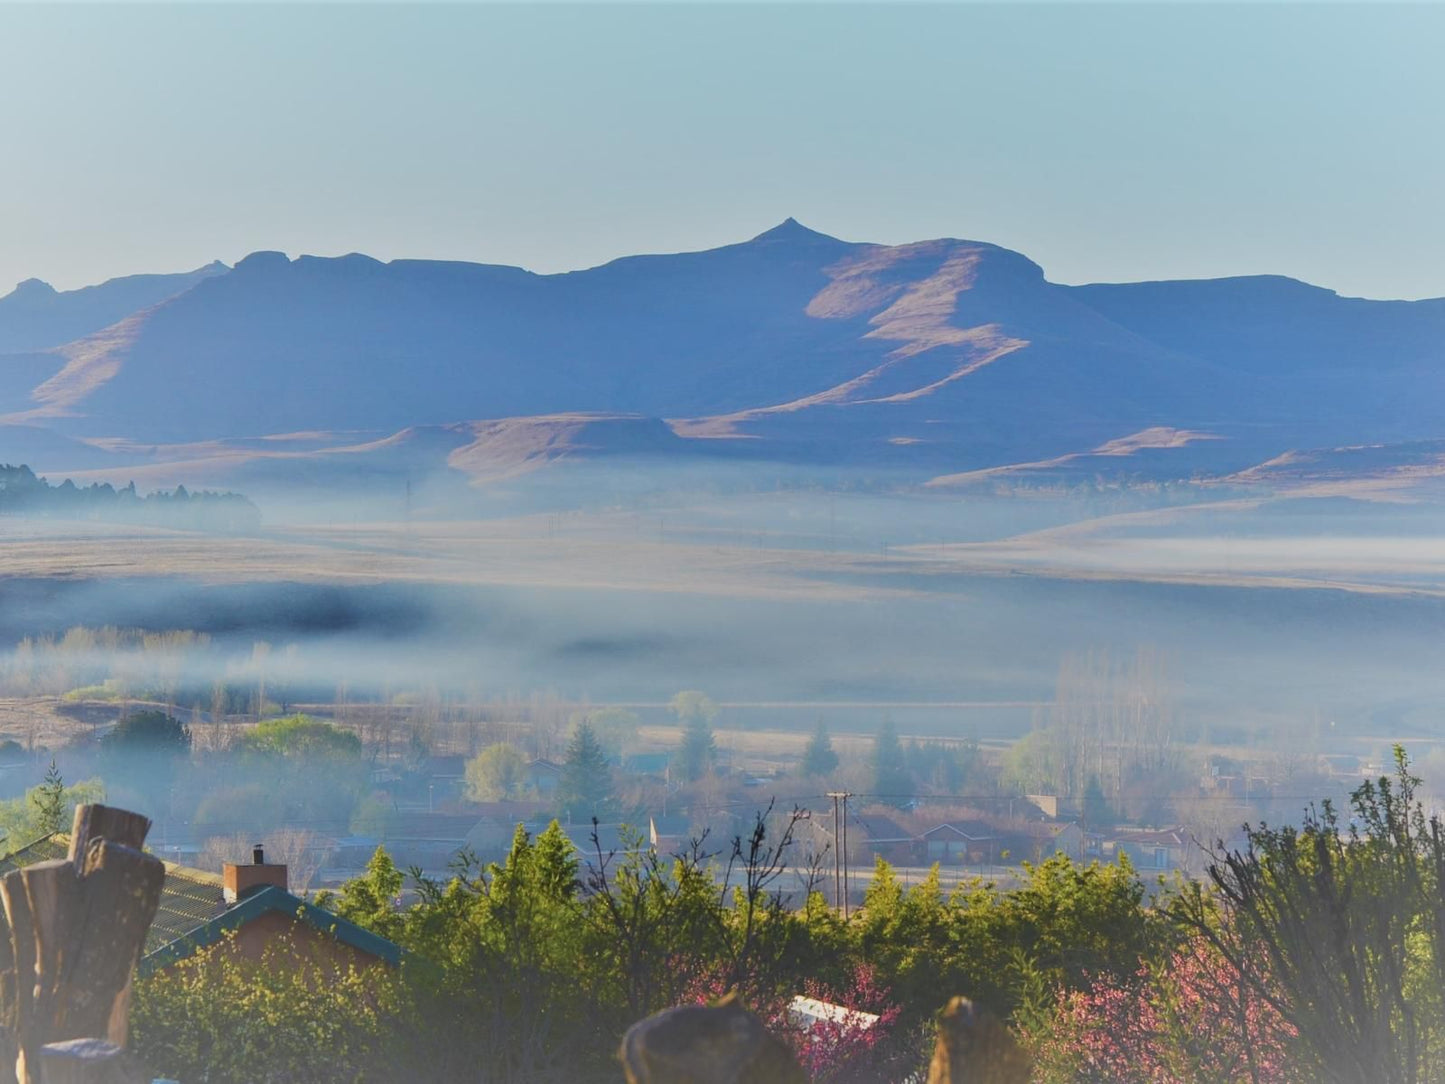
[926,996,1032,1084]
[619,994,807,1084]
[0,805,163,1084]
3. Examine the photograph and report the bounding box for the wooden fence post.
[0,805,163,1084]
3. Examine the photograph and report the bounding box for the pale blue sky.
[1,3,1441,298]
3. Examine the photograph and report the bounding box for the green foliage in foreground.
[127,752,1445,1084]
[132,933,403,1084]
[134,816,1161,1084]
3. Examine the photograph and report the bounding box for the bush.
[132,934,404,1084]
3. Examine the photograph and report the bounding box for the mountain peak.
[6,278,58,302]
[749,218,841,245]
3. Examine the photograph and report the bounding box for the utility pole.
[828,791,852,919]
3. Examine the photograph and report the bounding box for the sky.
[0,3,1442,299]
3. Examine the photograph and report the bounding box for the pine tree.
[558,722,613,817]
[871,717,912,806]
[800,719,839,777]
[1082,775,1113,831]
[33,759,66,836]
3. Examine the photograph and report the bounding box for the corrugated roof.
[150,863,227,953]
[0,833,229,954]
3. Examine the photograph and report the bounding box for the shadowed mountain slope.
[0,262,229,354]
[0,223,1442,488]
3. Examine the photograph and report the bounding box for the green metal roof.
[139,885,404,974]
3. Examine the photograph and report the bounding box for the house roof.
[374,813,482,842]
[857,814,915,844]
[0,833,401,969]
[624,753,671,775]
[1111,827,1190,848]
[1014,821,1080,840]
[139,884,403,974]
[922,821,996,842]
[0,833,231,954]
[150,863,229,951]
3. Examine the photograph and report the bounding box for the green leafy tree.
[349,791,397,838]
[870,718,912,806]
[1000,727,1066,795]
[558,722,614,817]
[103,709,192,753]
[132,934,403,1084]
[671,691,719,782]
[318,846,407,943]
[235,714,361,759]
[582,707,641,759]
[669,690,718,727]
[465,742,528,801]
[800,719,840,777]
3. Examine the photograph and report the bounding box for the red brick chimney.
[223,843,288,903]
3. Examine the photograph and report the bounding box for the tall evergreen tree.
[33,759,66,836]
[871,717,912,806]
[1082,775,1114,830]
[800,718,839,777]
[558,722,613,817]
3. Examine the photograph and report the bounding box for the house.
[0,833,403,976]
[1001,821,1084,863]
[525,758,563,797]
[921,822,998,865]
[852,812,917,865]
[142,846,403,975]
[1105,827,1192,871]
[624,752,672,778]
[1024,794,1060,819]
[368,812,485,871]
[422,754,468,801]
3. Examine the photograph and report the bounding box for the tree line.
[0,463,258,528]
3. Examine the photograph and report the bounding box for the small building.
[853,813,918,865]
[1002,821,1084,863]
[624,752,672,778]
[0,833,403,977]
[525,758,563,797]
[142,846,403,975]
[1105,827,1192,871]
[921,822,998,865]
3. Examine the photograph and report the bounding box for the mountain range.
[2,220,1442,496]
